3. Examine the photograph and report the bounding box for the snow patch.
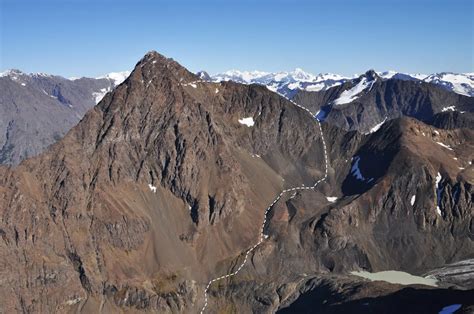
[333,77,375,105]
[410,195,416,206]
[439,304,462,314]
[435,172,443,215]
[304,83,325,92]
[92,87,110,104]
[435,172,442,184]
[148,184,157,193]
[288,82,301,90]
[326,196,337,202]
[96,71,131,86]
[238,117,255,127]
[441,106,456,112]
[436,206,442,215]
[65,297,83,306]
[436,142,453,150]
[367,117,387,134]
[350,156,373,182]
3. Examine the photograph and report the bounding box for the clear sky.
[1,0,472,77]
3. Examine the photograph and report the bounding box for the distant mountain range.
[199,69,474,98]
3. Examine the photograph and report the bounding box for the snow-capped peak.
[423,72,474,97]
[0,69,26,79]
[290,68,316,81]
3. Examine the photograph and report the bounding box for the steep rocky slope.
[0,51,329,312]
[204,117,473,313]
[0,52,472,313]
[0,70,129,165]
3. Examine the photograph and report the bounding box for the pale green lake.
[351,270,438,287]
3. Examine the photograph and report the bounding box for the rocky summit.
[0,52,473,313]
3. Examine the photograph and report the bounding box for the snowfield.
[238,117,255,127]
[333,77,376,105]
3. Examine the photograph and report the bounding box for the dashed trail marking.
[200,101,329,313]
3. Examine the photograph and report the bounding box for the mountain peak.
[290,68,316,81]
[0,69,25,77]
[131,51,198,85]
[137,50,184,70]
[143,50,167,59]
[363,69,379,80]
[196,70,211,81]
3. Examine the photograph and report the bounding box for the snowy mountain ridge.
[1,69,131,86]
[2,68,472,98]
[207,69,474,97]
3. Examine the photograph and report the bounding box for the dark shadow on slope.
[341,150,394,195]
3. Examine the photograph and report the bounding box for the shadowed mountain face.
[0,52,472,313]
[0,70,128,165]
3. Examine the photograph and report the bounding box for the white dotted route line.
[200,101,329,314]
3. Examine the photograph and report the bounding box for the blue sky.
[1,0,472,77]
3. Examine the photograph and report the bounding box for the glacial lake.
[351,270,438,287]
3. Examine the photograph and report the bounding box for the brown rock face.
[0,52,472,313]
[0,51,328,312]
